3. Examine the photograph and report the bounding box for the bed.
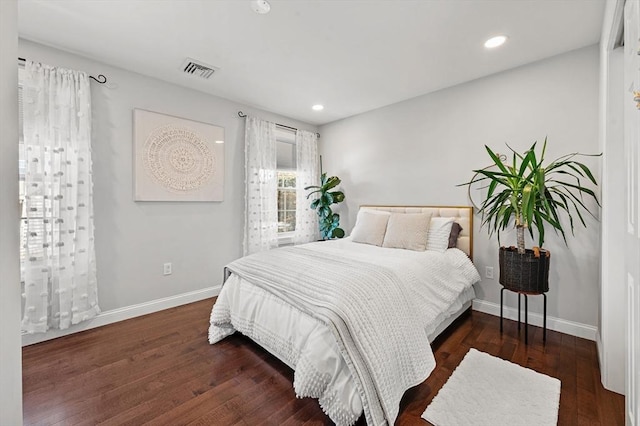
[209,205,480,426]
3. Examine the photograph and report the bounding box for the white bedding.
[209,239,480,425]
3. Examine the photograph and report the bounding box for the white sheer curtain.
[294,130,320,244]
[244,116,278,255]
[21,61,99,333]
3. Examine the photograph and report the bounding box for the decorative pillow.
[426,217,455,252]
[354,208,390,224]
[448,222,463,248]
[351,211,390,246]
[382,213,432,251]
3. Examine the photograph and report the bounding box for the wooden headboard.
[359,205,474,260]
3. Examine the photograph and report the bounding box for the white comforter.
[209,239,480,425]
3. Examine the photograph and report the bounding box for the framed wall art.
[133,109,224,201]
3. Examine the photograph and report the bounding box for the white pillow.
[351,211,390,246]
[382,213,432,251]
[355,208,390,224]
[426,217,455,252]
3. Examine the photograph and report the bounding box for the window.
[277,171,296,232]
[276,127,297,236]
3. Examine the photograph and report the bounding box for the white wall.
[319,45,601,335]
[0,0,23,424]
[19,39,317,344]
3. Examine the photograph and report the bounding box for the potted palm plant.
[461,138,600,293]
[305,173,346,240]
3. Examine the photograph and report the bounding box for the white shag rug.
[422,348,561,426]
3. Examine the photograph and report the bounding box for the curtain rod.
[238,111,320,138]
[18,57,108,85]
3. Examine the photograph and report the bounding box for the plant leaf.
[323,176,341,191]
[485,145,510,174]
[330,191,345,203]
[333,228,345,238]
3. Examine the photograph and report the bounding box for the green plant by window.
[460,138,600,254]
[305,173,346,240]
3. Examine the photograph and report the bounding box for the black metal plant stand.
[500,287,547,344]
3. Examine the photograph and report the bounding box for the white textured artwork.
[134,109,224,201]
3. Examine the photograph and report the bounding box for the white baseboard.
[22,290,597,345]
[22,286,220,347]
[472,299,597,341]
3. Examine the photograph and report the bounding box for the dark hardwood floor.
[22,298,624,425]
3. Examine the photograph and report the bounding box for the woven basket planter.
[498,246,550,293]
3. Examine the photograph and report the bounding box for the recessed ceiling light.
[215,140,225,144]
[312,104,324,111]
[251,0,271,14]
[484,35,508,49]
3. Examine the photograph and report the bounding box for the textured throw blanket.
[215,243,462,426]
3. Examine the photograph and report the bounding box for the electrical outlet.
[163,262,172,276]
[485,266,494,279]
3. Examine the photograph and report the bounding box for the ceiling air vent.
[181,58,218,79]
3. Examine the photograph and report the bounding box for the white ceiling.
[18,0,605,126]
